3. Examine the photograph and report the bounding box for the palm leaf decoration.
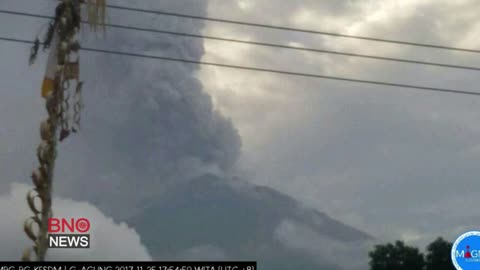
[86,0,107,31]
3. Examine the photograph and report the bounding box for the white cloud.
[0,183,152,261]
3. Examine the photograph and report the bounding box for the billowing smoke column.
[54,0,242,219]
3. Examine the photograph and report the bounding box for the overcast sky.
[199,0,480,247]
[1,0,480,254]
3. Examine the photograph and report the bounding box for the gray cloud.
[0,0,241,219]
[176,245,228,261]
[200,0,480,248]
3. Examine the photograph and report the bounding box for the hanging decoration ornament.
[86,0,107,32]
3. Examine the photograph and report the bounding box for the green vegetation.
[369,237,454,270]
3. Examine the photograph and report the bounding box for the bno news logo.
[451,231,480,270]
[48,217,90,248]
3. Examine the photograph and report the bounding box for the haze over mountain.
[128,174,373,270]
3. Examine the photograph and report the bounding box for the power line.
[105,3,480,54]
[2,9,480,72]
[0,9,52,20]
[1,36,479,97]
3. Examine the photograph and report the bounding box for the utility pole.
[22,0,105,261]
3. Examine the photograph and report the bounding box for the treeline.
[369,237,454,270]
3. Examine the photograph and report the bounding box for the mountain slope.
[127,175,372,269]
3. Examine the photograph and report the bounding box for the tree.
[369,240,424,270]
[425,237,455,270]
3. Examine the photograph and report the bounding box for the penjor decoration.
[23,0,106,261]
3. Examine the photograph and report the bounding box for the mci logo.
[48,218,90,248]
[452,231,480,270]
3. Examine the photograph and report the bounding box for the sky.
[199,0,480,247]
[1,0,480,261]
